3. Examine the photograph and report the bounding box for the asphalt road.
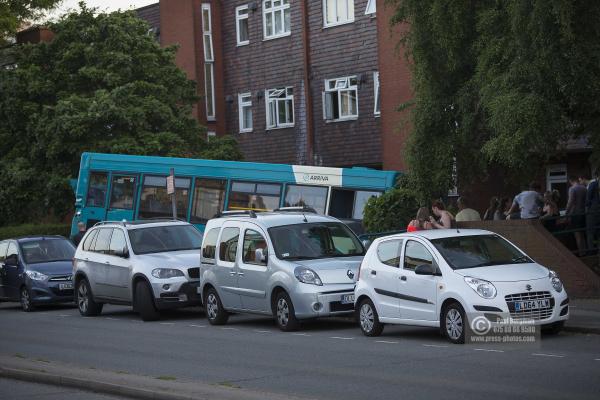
[1,302,599,400]
[0,377,125,400]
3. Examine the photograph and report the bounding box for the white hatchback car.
[355,229,569,343]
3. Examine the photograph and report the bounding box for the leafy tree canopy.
[0,0,61,44]
[0,5,242,225]
[390,0,600,199]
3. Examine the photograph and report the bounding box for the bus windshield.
[128,225,203,255]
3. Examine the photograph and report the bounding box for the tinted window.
[138,175,190,219]
[82,229,99,251]
[242,229,267,266]
[128,225,202,255]
[93,229,113,254]
[284,185,328,214]
[219,227,240,262]
[110,175,136,210]
[20,239,75,264]
[191,178,226,223]
[377,239,403,267]
[109,229,127,256]
[329,188,381,220]
[0,241,7,262]
[86,172,108,207]
[228,181,281,211]
[201,228,220,262]
[403,241,433,271]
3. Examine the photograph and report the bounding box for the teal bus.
[71,152,399,236]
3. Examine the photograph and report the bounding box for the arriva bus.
[70,152,398,236]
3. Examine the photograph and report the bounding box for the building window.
[365,0,376,15]
[324,0,354,27]
[263,0,291,39]
[374,71,380,116]
[236,5,249,46]
[202,4,215,120]
[323,76,358,121]
[238,93,253,133]
[266,87,294,129]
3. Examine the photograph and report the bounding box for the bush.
[0,223,71,241]
[363,187,420,233]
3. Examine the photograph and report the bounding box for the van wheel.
[358,298,383,337]
[135,281,160,322]
[442,302,466,344]
[77,279,103,316]
[204,287,228,325]
[20,287,35,312]
[274,291,300,332]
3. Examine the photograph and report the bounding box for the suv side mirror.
[114,247,129,258]
[255,248,267,264]
[5,254,19,266]
[414,264,435,275]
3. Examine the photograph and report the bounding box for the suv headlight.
[464,276,497,299]
[26,270,48,281]
[151,268,185,279]
[294,267,323,286]
[548,270,563,293]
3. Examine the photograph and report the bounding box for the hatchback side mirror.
[255,248,267,264]
[414,264,435,275]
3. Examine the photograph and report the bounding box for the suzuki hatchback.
[355,229,569,343]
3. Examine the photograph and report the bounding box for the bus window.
[353,190,381,219]
[110,175,136,210]
[138,176,190,220]
[228,181,281,211]
[284,185,328,214]
[191,178,226,223]
[86,172,108,207]
[329,188,381,220]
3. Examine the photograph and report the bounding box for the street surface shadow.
[0,303,76,312]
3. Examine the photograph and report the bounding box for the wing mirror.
[114,247,129,258]
[4,254,19,266]
[414,264,435,276]
[255,248,268,264]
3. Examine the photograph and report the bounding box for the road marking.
[595,359,600,361]
[104,317,117,320]
[531,353,565,358]
[474,348,504,353]
[189,324,206,328]
[254,330,271,333]
[375,340,399,344]
[58,314,71,317]
[329,336,354,340]
[221,327,239,331]
[292,333,311,336]
[160,322,175,325]
[422,344,448,348]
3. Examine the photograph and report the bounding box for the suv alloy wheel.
[76,278,103,316]
[135,281,160,322]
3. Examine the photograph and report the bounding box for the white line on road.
[473,348,504,353]
[160,322,175,325]
[422,344,448,348]
[595,359,600,361]
[254,330,271,333]
[221,327,239,331]
[329,336,354,340]
[375,340,399,344]
[104,317,117,320]
[189,324,206,328]
[58,314,71,317]
[292,333,311,336]
[531,353,565,358]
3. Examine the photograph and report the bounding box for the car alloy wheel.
[78,282,88,314]
[360,302,375,332]
[276,297,289,327]
[206,293,219,320]
[20,287,33,312]
[446,308,463,341]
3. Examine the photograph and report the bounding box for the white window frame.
[263,0,291,40]
[202,3,215,120]
[365,0,376,15]
[265,87,294,129]
[323,0,355,28]
[323,76,359,122]
[236,5,250,46]
[238,93,253,133]
[374,71,380,116]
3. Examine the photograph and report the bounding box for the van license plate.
[59,283,73,291]
[514,299,550,311]
[341,294,355,304]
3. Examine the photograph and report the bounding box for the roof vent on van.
[215,210,257,218]
[274,206,318,214]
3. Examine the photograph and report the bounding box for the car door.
[367,238,403,319]
[0,241,8,298]
[89,228,114,298]
[104,228,132,300]
[214,223,242,309]
[237,223,270,312]
[4,241,23,300]
[398,239,439,321]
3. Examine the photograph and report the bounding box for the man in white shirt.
[455,197,481,222]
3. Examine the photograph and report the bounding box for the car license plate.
[514,299,550,311]
[59,283,73,291]
[341,294,355,304]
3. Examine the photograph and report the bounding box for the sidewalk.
[565,299,600,334]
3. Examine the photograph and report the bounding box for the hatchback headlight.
[294,267,323,286]
[151,268,185,279]
[548,270,563,293]
[26,270,48,281]
[464,276,497,299]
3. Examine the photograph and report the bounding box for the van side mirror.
[255,248,267,264]
[414,264,435,275]
[5,254,19,266]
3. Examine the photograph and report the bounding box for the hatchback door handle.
[400,276,407,281]
[105,261,110,264]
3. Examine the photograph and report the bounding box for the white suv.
[355,229,569,343]
[73,220,202,321]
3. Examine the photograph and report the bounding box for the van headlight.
[151,268,184,279]
[464,276,497,299]
[294,267,323,286]
[548,270,563,293]
[26,270,48,281]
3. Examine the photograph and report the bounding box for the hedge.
[0,223,71,241]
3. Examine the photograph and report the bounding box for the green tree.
[0,0,61,44]
[0,5,241,225]
[363,179,420,233]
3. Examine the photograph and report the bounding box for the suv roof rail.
[92,220,128,227]
[274,206,318,214]
[215,210,258,218]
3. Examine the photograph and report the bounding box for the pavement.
[0,301,599,400]
[0,377,125,400]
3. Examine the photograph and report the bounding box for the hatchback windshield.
[268,222,365,260]
[20,239,75,264]
[128,225,203,255]
[431,234,531,270]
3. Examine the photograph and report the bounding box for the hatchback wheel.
[358,298,383,337]
[135,281,160,322]
[204,287,228,325]
[76,279,103,316]
[20,287,35,312]
[274,291,300,332]
[442,302,466,344]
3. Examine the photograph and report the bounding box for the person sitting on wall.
[429,200,456,229]
[407,207,433,232]
[455,197,482,222]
